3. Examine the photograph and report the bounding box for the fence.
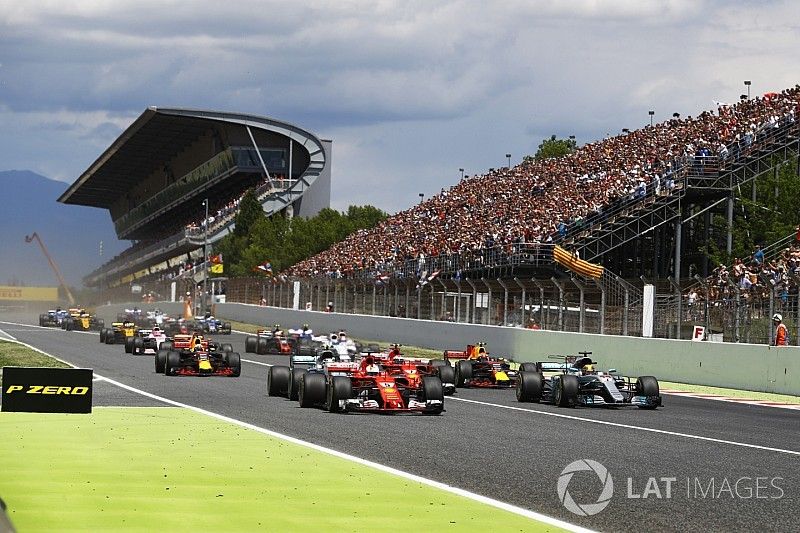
[217,274,797,346]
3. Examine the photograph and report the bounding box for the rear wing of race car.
[325,361,359,374]
[443,349,469,360]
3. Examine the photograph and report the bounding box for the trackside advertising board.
[1,367,92,413]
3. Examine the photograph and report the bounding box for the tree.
[213,203,388,276]
[233,189,265,237]
[525,135,577,162]
[705,158,800,266]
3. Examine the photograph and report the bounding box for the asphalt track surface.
[2,312,798,532]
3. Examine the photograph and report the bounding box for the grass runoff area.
[227,319,800,404]
[0,340,70,386]
[0,337,558,531]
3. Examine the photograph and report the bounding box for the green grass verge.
[0,340,71,386]
[658,381,800,404]
[0,407,561,532]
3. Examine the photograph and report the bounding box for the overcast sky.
[2,0,799,215]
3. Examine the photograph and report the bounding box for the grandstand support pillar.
[372,283,377,316]
[325,280,330,311]
[466,279,479,324]
[498,279,510,326]
[572,277,586,333]
[514,278,526,327]
[593,279,606,335]
[768,285,775,346]
[668,277,682,339]
[616,275,630,336]
[482,278,492,326]
[439,279,448,321]
[550,278,564,331]
[417,283,422,320]
[531,279,545,330]
[727,278,740,342]
[726,195,734,257]
[430,281,435,321]
[674,220,682,282]
[382,283,388,317]
[454,280,463,323]
[405,281,411,319]
[333,282,339,313]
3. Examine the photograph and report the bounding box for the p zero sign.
[1,367,93,413]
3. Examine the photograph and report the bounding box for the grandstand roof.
[58,107,324,208]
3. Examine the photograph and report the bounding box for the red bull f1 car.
[516,352,662,409]
[154,334,240,377]
[444,343,518,389]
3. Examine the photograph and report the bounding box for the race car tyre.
[133,337,144,355]
[635,376,660,409]
[155,350,168,374]
[65,318,73,331]
[288,368,307,401]
[105,331,115,344]
[99,329,106,343]
[437,364,456,391]
[421,376,445,414]
[161,341,173,351]
[554,374,579,407]
[96,319,105,329]
[455,360,473,388]
[222,322,232,334]
[225,352,241,377]
[61,319,67,330]
[124,337,134,354]
[165,351,181,376]
[39,314,47,327]
[245,336,257,353]
[221,343,233,353]
[257,338,269,355]
[326,376,352,413]
[267,365,291,397]
[516,371,543,402]
[366,343,381,353]
[430,359,450,368]
[519,362,541,373]
[299,373,326,407]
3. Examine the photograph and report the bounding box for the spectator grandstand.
[59,108,331,292]
[288,86,800,280]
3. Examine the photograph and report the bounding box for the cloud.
[0,0,798,213]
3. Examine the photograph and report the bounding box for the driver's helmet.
[773,313,783,322]
[584,364,595,373]
[56,307,62,312]
[152,326,161,334]
[193,338,203,352]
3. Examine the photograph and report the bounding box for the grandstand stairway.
[563,118,800,265]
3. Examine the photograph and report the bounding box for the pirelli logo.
[5,385,90,395]
[1,367,92,413]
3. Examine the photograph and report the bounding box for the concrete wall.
[98,302,800,396]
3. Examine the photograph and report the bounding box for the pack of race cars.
[41,305,663,414]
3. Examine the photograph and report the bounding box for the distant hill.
[0,170,129,287]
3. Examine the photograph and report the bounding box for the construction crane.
[25,232,76,305]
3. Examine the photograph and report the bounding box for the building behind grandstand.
[59,108,331,298]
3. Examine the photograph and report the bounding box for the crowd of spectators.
[186,173,286,236]
[698,228,800,315]
[288,87,800,278]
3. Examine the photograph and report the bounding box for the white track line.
[0,328,17,341]
[0,335,590,533]
[447,397,800,456]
